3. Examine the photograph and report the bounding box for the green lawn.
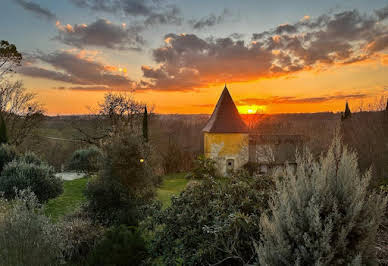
[44,173,189,220]
[157,172,189,208]
[45,177,88,221]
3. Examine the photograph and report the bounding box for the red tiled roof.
[202,86,248,133]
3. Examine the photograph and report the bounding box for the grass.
[45,177,88,221]
[157,172,189,208]
[44,172,190,220]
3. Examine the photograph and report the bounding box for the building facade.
[202,86,249,175]
[203,86,305,176]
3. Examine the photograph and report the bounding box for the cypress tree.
[342,101,351,120]
[142,106,148,142]
[0,113,7,144]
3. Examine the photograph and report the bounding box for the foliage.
[187,154,218,179]
[0,143,17,173]
[0,113,7,144]
[146,173,275,265]
[0,40,22,77]
[67,146,102,173]
[84,132,156,225]
[0,189,65,266]
[258,136,387,265]
[45,177,88,221]
[87,225,147,266]
[61,214,105,264]
[243,162,260,175]
[19,150,44,165]
[0,158,63,202]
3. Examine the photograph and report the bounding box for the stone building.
[202,85,305,175]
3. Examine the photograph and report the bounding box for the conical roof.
[202,86,248,133]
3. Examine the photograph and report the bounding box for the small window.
[226,159,234,173]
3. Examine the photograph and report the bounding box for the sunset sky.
[1,0,387,115]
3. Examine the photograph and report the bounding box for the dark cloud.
[19,50,133,90]
[237,93,370,105]
[55,19,145,50]
[189,9,230,30]
[136,6,388,91]
[69,0,182,26]
[13,0,57,21]
[54,85,111,91]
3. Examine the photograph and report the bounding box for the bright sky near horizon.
[1,0,387,115]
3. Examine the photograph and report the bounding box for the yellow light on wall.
[140,158,145,163]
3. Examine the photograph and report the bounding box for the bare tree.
[72,92,147,146]
[0,79,44,145]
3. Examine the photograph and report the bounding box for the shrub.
[0,144,17,173]
[0,160,63,202]
[146,173,274,265]
[84,133,156,225]
[67,146,102,174]
[186,155,218,179]
[258,136,388,265]
[0,190,65,266]
[19,151,44,165]
[87,225,147,266]
[61,213,105,264]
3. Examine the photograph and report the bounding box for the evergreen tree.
[0,113,7,144]
[142,106,148,142]
[341,101,351,120]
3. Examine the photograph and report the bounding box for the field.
[44,173,189,220]
[45,177,89,221]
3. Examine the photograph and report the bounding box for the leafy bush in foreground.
[146,172,274,265]
[0,144,17,173]
[0,190,64,266]
[0,159,63,202]
[258,137,387,265]
[87,225,147,266]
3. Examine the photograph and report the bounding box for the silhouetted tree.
[341,101,351,120]
[0,113,7,144]
[143,106,148,142]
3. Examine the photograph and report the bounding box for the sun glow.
[237,105,267,114]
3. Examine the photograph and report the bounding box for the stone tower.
[202,85,249,175]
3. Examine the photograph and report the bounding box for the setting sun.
[237,105,267,114]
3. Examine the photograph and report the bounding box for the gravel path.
[55,172,86,181]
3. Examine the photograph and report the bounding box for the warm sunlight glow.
[237,105,267,114]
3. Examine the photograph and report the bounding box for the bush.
[0,160,63,202]
[186,155,218,179]
[61,213,105,264]
[0,144,17,173]
[0,190,65,266]
[19,151,44,165]
[258,136,388,265]
[146,173,274,265]
[84,133,156,225]
[87,225,147,266]
[67,146,102,174]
